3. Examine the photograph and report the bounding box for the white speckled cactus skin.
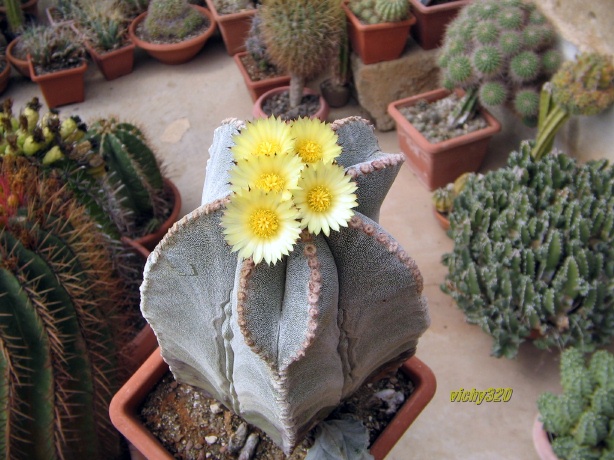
[141,117,430,454]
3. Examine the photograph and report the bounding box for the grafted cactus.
[141,117,430,454]
[442,142,614,358]
[538,348,614,459]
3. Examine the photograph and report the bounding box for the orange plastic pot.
[85,41,135,81]
[408,0,470,50]
[204,0,255,56]
[28,58,87,108]
[253,86,329,122]
[233,51,290,102]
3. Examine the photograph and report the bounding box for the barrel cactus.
[260,0,345,108]
[537,348,614,459]
[0,156,140,459]
[439,0,561,126]
[141,116,430,454]
[441,142,614,358]
[349,0,409,24]
[142,0,205,42]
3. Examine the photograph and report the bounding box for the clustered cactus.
[0,98,171,240]
[532,52,614,161]
[142,0,205,42]
[140,117,430,454]
[348,0,410,24]
[0,156,141,459]
[439,0,561,126]
[431,172,470,215]
[23,25,86,74]
[538,348,614,459]
[441,142,614,358]
[260,0,345,108]
[213,0,255,15]
[73,0,131,52]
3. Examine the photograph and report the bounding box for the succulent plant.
[0,156,141,459]
[73,0,131,52]
[260,0,345,108]
[3,0,25,34]
[213,0,255,15]
[22,25,86,74]
[438,0,560,127]
[431,172,470,215]
[441,142,614,358]
[532,52,614,161]
[142,0,205,42]
[349,0,409,24]
[140,117,430,454]
[244,10,276,73]
[537,348,614,459]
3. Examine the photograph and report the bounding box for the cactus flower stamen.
[291,117,341,165]
[307,186,332,212]
[249,208,279,238]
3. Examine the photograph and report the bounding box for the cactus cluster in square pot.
[123,116,431,456]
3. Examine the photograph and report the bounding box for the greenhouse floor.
[6,36,610,460]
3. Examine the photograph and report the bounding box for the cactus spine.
[0,156,140,459]
[140,117,430,454]
[439,0,560,127]
[442,143,614,358]
[538,349,614,459]
[260,0,344,108]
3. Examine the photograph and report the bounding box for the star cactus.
[140,116,430,454]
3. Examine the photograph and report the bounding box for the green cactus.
[441,142,614,358]
[142,0,205,42]
[538,349,614,459]
[140,117,430,454]
[260,0,345,108]
[3,0,25,35]
[245,10,277,73]
[348,0,409,24]
[22,25,86,74]
[439,0,560,127]
[0,156,141,459]
[532,53,614,161]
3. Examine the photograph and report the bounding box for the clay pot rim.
[128,5,216,53]
[84,39,135,58]
[252,86,330,122]
[408,0,472,14]
[387,87,502,155]
[532,415,559,460]
[233,51,291,86]
[110,347,436,460]
[432,206,451,231]
[27,56,88,82]
[204,0,256,22]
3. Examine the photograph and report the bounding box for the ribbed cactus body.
[141,117,430,453]
[442,143,614,358]
[538,349,614,459]
[0,157,139,459]
[374,0,409,23]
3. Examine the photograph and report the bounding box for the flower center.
[307,186,332,213]
[249,208,279,239]
[255,173,285,193]
[297,140,322,163]
[255,141,281,157]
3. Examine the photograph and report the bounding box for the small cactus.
[349,0,409,24]
[532,53,614,161]
[441,142,614,358]
[538,349,614,459]
[142,0,205,42]
[260,0,345,108]
[439,0,560,126]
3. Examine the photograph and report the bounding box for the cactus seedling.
[439,0,560,127]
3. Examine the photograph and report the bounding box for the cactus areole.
[141,117,430,454]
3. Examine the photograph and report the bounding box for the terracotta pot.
[0,59,11,95]
[85,41,135,81]
[123,178,182,252]
[532,416,559,460]
[28,58,88,108]
[233,51,291,102]
[204,0,256,56]
[408,0,471,50]
[0,0,38,16]
[110,347,436,459]
[6,38,30,78]
[320,78,352,108]
[120,324,159,377]
[342,2,416,65]
[128,5,216,65]
[387,88,501,190]
[432,207,450,231]
[45,5,73,27]
[253,86,330,122]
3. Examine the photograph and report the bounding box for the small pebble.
[210,402,223,414]
[170,381,178,389]
[205,435,218,445]
[238,433,260,460]
[228,422,249,454]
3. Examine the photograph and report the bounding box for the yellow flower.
[291,117,342,166]
[229,153,304,201]
[294,163,358,236]
[231,117,295,160]
[221,190,301,265]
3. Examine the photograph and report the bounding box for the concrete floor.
[4,35,608,459]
